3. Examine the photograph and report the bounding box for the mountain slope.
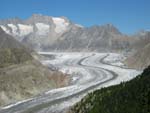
[0,28,69,106]
[132,31,150,50]
[0,27,28,48]
[124,30,150,70]
[125,43,150,70]
[0,27,33,68]
[70,66,150,113]
[52,24,132,52]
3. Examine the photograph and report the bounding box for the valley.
[0,0,150,112]
[0,52,140,113]
[0,14,149,113]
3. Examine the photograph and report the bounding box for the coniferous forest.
[71,66,150,113]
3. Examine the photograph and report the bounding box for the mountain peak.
[91,24,121,35]
[26,14,71,25]
[103,23,121,34]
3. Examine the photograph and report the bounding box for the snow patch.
[18,24,33,36]
[7,24,18,35]
[35,23,50,35]
[52,17,69,33]
[104,53,125,66]
[0,25,10,34]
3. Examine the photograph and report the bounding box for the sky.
[0,0,150,34]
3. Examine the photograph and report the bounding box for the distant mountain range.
[0,14,150,69]
[0,14,77,51]
[0,14,142,52]
[125,42,150,70]
[123,31,150,70]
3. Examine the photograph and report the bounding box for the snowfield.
[18,24,33,36]
[35,23,50,35]
[7,24,18,35]
[0,52,141,113]
[52,17,69,33]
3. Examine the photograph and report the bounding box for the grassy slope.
[0,48,33,68]
[70,66,150,113]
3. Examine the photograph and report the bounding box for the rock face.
[125,43,150,70]
[0,14,133,52]
[131,31,150,50]
[0,28,69,106]
[125,31,150,70]
[52,24,133,52]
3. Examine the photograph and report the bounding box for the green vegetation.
[0,48,32,68]
[71,66,150,113]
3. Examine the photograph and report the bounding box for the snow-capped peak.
[52,17,69,33]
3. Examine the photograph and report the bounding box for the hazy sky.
[0,0,150,34]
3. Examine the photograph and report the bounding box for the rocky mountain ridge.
[0,14,135,52]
